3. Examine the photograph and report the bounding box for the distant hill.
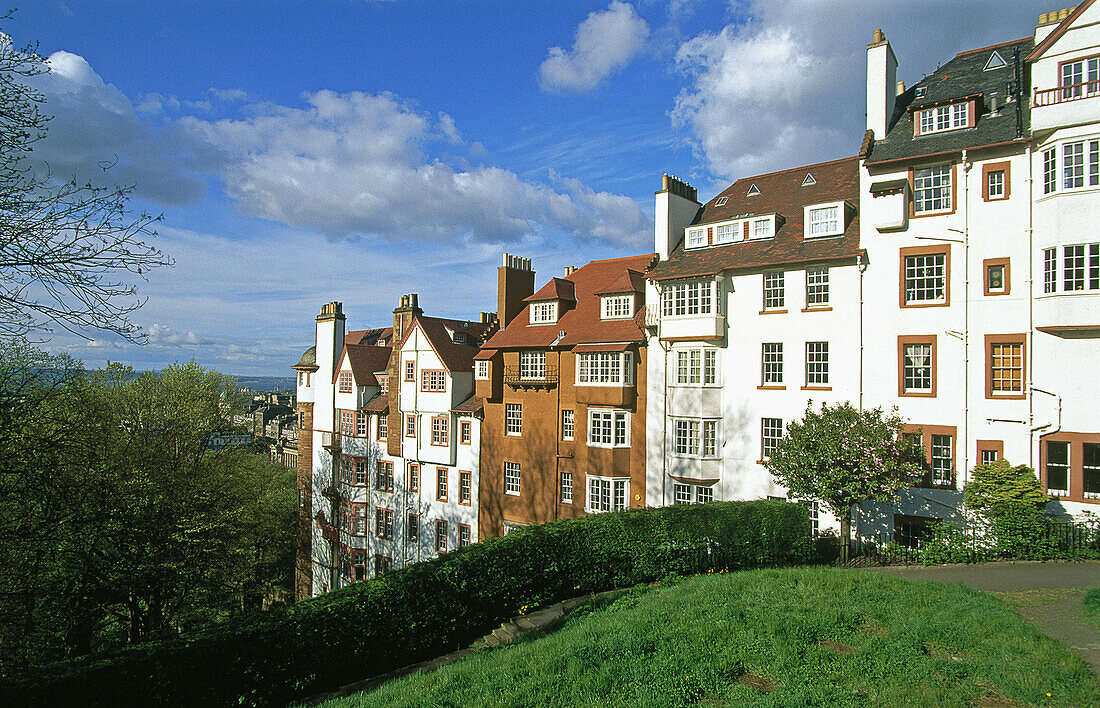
[234,375,296,393]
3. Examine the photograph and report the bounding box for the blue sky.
[8,1,1049,375]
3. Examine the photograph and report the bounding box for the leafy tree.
[764,402,922,562]
[1,18,170,342]
[0,345,295,673]
[963,458,1049,520]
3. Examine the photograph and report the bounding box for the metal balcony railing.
[503,365,559,388]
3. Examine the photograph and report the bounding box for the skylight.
[983,51,1007,71]
[801,173,816,186]
[714,196,728,206]
[746,183,760,197]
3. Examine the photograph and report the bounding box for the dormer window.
[453,332,467,344]
[687,228,706,248]
[714,223,737,244]
[602,294,633,319]
[752,217,773,238]
[530,301,557,324]
[746,183,760,197]
[378,374,388,395]
[804,202,845,238]
[916,102,970,136]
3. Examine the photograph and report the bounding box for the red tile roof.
[647,156,861,282]
[524,277,576,303]
[451,395,485,417]
[595,268,645,295]
[485,253,655,349]
[362,393,389,413]
[346,327,393,346]
[392,315,492,373]
[335,344,392,386]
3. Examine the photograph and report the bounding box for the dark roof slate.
[647,157,862,282]
[336,344,392,386]
[293,346,317,370]
[866,37,1033,165]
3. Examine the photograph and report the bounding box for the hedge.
[2,500,810,706]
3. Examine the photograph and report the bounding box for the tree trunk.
[839,509,852,565]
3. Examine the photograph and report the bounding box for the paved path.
[864,560,1100,674]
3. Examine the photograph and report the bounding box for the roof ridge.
[574,252,658,266]
[725,155,858,190]
[955,36,1031,57]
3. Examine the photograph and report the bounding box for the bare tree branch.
[0,18,171,343]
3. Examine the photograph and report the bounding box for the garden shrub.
[1,500,809,707]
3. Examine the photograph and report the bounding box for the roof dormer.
[912,95,978,136]
[524,277,576,325]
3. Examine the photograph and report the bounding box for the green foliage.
[325,568,1100,708]
[2,501,811,706]
[963,459,1049,521]
[0,343,295,673]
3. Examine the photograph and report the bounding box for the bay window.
[588,409,630,448]
[661,280,715,317]
[576,351,633,385]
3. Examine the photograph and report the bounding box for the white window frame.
[805,341,829,386]
[752,217,774,239]
[504,461,521,496]
[560,471,573,504]
[913,164,952,214]
[475,360,489,380]
[601,294,633,320]
[761,417,783,460]
[686,228,706,248]
[987,169,1005,199]
[902,343,933,394]
[562,409,574,441]
[804,202,844,238]
[588,409,630,448]
[1046,441,1070,496]
[505,403,522,436]
[519,350,546,379]
[576,351,634,386]
[805,266,829,307]
[673,348,717,386]
[713,222,737,244]
[761,343,783,385]
[530,301,557,324]
[587,476,629,513]
[917,103,968,135]
[763,271,785,310]
[671,418,719,458]
[674,483,714,505]
[660,280,715,317]
[904,253,947,304]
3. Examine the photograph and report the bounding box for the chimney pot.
[896,80,905,96]
[872,28,884,44]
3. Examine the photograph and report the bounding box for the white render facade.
[645,8,1100,541]
[298,300,485,597]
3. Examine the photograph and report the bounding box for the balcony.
[504,365,559,389]
[1032,82,1100,131]
[1034,292,1100,338]
[321,431,341,451]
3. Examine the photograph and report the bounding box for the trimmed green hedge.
[3,501,810,706]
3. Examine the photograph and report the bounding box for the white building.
[646,8,1099,543]
[295,297,492,597]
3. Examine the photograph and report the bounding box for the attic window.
[714,196,728,206]
[914,87,927,98]
[984,51,1007,71]
[746,183,760,197]
[801,173,816,187]
[916,102,971,135]
[453,332,467,344]
[530,301,557,325]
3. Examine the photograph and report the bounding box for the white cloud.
[539,1,650,93]
[145,323,212,346]
[671,0,1048,180]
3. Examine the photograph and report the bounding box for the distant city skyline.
[9,0,1050,375]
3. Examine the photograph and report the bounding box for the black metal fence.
[846,517,1100,567]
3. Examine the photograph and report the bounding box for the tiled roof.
[525,278,576,303]
[347,327,394,346]
[336,344,392,386]
[362,393,389,413]
[394,315,491,373]
[451,395,485,417]
[647,157,861,282]
[865,37,1033,165]
[594,268,645,295]
[485,253,655,349]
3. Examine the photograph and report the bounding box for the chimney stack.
[564,265,576,276]
[654,174,700,261]
[866,28,898,140]
[392,293,423,342]
[497,253,535,327]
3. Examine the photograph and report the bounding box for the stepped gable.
[648,156,861,282]
[484,253,655,349]
[866,36,1034,165]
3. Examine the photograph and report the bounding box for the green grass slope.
[326,567,1099,708]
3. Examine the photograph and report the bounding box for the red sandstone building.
[476,253,654,538]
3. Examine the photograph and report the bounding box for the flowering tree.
[764,402,921,562]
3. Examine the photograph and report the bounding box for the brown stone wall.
[478,345,647,540]
[294,401,314,601]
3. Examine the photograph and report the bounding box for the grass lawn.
[323,567,1099,707]
[1086,588,1100,630]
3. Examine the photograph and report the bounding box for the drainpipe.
[962,149,971,487]
[1026,146,1036,468]
[858,255,867,411]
